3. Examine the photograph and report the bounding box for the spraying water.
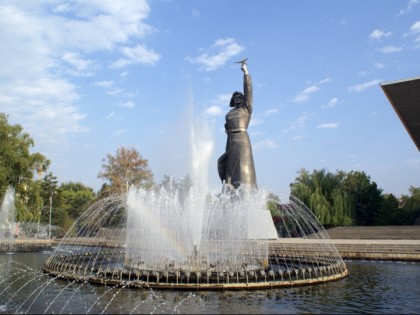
[43,108,347,289]
[0,186,16,241]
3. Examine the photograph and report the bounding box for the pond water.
[0,251,419,314]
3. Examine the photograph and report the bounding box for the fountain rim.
[43,265,349,291]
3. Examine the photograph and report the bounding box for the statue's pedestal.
[247,209,278,239]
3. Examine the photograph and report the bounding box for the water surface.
[0,252,419,314]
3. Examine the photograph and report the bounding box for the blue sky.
[1,0,420,200]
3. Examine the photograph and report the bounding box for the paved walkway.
[325,226,420,261]
[326,226,420,240]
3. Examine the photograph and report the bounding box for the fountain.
[42,61,347,289]
[43,185,348,290]
[0,186,16,242]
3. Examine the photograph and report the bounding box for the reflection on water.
[0,252,419,314]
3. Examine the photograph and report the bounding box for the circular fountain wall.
[43,185,348,290]
[43,113,347,289]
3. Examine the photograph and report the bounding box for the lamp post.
[49,195,52,239]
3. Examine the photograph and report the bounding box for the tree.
[59,182,96,221]
[376,193,400,225]
[342,171,383,225]
[14,179,43,222]
[0,113,50,188]
[0,113,50,221]
[98,146,154,194]
[290,168,354,227]
[54,182,96,231]
[399,186,420,224]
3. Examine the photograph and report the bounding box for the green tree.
[59,182,96,221]
[342,171,383,225]
[98,146,154,195]
[15,179,43,222]
[376,193,400,225]
[290,168,354,227]
[399,186,420,224]
[0,113,50,220]
[263,192,281,218]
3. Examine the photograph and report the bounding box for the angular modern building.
[381,77,420,151]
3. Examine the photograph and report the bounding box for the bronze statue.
[217,59,257,189]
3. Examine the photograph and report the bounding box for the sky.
[1,0,420,201]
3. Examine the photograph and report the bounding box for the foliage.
[15,180,43,222]
[98,146,154,194]
[290,168,420,227]
[59,182,96,221]
[376,193,400,225]
[399,186,420,224]
[266,192,281,217]
[0,113,50,220]
[3,111,420,231]
[341,171,382,225]
[290,169,354,227]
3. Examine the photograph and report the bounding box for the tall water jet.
[187,111,214,249]
[0,186,16,241]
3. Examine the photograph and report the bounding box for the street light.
[49,194,53,239]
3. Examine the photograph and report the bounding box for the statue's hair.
[230,91,244,107]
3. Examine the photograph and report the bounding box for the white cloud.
[397,0,419,16]
[106,88,123,96]
[105,112,116,120]
[185,38,244,71]
[322,97,340,108]
[411,21,420,33]
[349,79,381,92]
[293,85,319,103]
[119,101,135,108]
[111,129,125,137]
[0,1,156,147]
[369,29,392,39]
[253,139,278,150]
[316,122,339,129]
[378,45,403,53]
[292,135,305,141]
[317,78,332,85]
[264,109,278,116]
[94,80,114,88]
[303,86,320,94]
[204,106,223,116]
[409,21,420,46]
[286,111,313,131]
[61,52,100,76]
[250,117,264,127]
[374,62,385,69]
[110,44,160,68]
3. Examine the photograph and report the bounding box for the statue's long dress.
[218,74,257,188]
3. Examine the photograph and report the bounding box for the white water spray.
[0,186,16,241]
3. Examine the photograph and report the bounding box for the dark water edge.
[0,252,419,314]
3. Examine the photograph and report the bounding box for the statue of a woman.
[217,61,257,189]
